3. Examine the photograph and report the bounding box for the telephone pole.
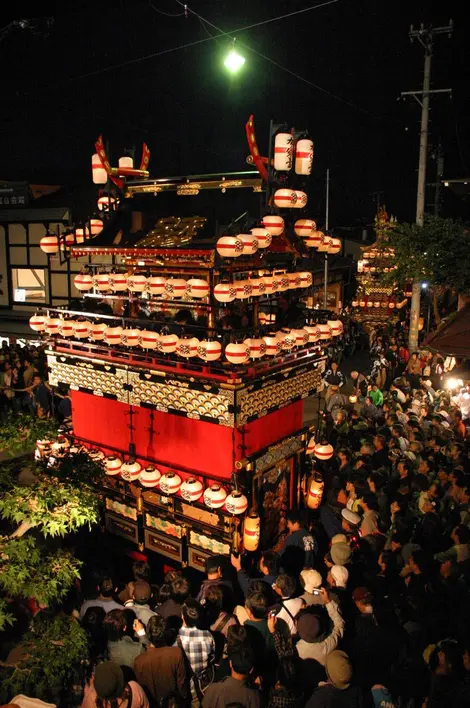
[402,22,452,352]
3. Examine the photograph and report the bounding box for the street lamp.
[224,43,245,73]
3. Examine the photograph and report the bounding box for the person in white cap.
[328,565,349,589]
[299,569,323,606]
[341,508,361,536]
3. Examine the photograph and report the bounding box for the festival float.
[31,119,343,570]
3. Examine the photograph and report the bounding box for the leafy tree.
[0,413,59,458]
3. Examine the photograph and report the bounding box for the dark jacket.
[306,683,363,708]
[281,529,316,574]
[202,675,261,708]
[237,569,277,598]
[133,645,187,703]
[196,578,234,606]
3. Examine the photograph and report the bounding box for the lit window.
[12,268,47,303]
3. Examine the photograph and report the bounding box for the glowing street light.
[224,46,245,73]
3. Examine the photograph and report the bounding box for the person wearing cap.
[124,580,156,627]
[305,650,362,708]
[196,555,234,606]
[295,587,345,665]
[326,566,351,615]
[299,569,323,606]
[328,540,352,567]
[81,661,149,707]
[341,509,361,537]
[80,578,123,619]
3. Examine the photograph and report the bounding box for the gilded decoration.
[105,498,137,521]
[145,513,183,538]
[189,530,231,556]
[255,436,304,473]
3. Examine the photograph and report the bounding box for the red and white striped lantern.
[97,195,116,211]
[250,228,272,249]
[119,156,133,170]
[262,215,284,236]
[238,233,258,256]
[305,325,321,343]
[147,276,167,296]
[244,338,267,359]
[89,322,108,341]
[59,320,76,338]
[164,278,187,298]
[214,282,237,303]
[277,274,290,292]
[263,335,282,356]
[279,330,296,350]
[29,314,47,332]
[291,328,309,346]
[105,456,122,476]
[306,436,316,455]
[159,334,179,354]
[314,442,334,461]
[317,324,332,340]
[121,460,142,482]
[225,342,250,364]
[186,278,209,299]
[327,320,343,337]
[93,273,112,292]
[180,477,204,502]
[263,275,279,295]
[139,465,161,488]
[305,231,324,249]
[159,472,182,495]
[109,273,129,292]
[197,340,222,362]
[235,280,253,300]
[225,491,248,515]
[45,318,61,336]
[328,238,342,255]
[295,138,314,175]
[176,336,199,358]
[127,274,147,293]
[88,448,105,462]
[74,274,94,292]
[294,219,316,238]
[299,272,313,288]
[292,191,308,209]
[121,329,140,347]
[274,189,297,208]
[105,326,123,346]
[274,132,294,171]
[139,330,160,350]
[216,235,244,258]
[204,484,227,509]
[318,236,332,252]
[258,312,276,326]
[92,153,108,185]
[249,278,266,297]
[63,233,76,248]
[288,273,302,290]
[90,218,103,235]
[74,228,90,244]
[73,320,90,339]
[40,235,59,254]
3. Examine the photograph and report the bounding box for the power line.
[149,1,185,18]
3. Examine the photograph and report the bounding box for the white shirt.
[277,597,304,635]
[296,600,345,665]
[453,391,470,419]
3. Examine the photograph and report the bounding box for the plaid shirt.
[177,626,215,675]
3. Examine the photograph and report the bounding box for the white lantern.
[318,236,332,253]
[277,274,290,292]
[225,342,250,364]
[186,278,209,299]
[274,189,297,208]
[92,153,107,184]
[238,233,258,256]
[90,218,103,235]
[225,491,248,515]
[235,280,253,300]
[299,272,313,288]
[105,456,122,476]
[216,235,244,258]
[159,334,179,354]
[305,325,321,343]
[59,320,75,338]
[295,138,314,175]
[88,448,105,462]
[204,484,227,509]
[176,336,199,358]
[244,338,267,359]
[73,320,90,339]
[29,314,47,332]
[139,330,160,350]
[288,273,302,290]
[40,235,59,254]
[214,282,237,303]
[51,436,70,455]
[121,460,142,482]
[305,230,324,249]
[314,442,334,461]
[147,276,167,296]
[109,273,129,292]
[97,195,116,211]
[250,228,272,249]
[180,477,204,502]
[74,227,90,244]
[263,275,279,295]
[292,191,308,209]
[263,335,282,356]
[197,340,222,362]
[306,436,316,455]
[139,465,161,488]
[291,328,309,346]
[274,132,294,171]
[328,238,342,255]
[317,324,332,340]
[45,318,62,336]
[93,273,112,292]
[74,274,93,291]
[327,320,343,337]
[127,274,147,293]
[90,322,108,341]
[258,312,276,326]
[159,472,182,495]
[104,326,123,346]
[63,233,76,248]
[119,156,134,169]
[249,278,266,297]
[279,330,296,350]
[262,215,284,236]
[164,278,187,298]
[294,219,316,238]
[121,329,140,347]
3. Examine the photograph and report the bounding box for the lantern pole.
[323,168,330,309]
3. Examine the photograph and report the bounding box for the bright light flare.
[224,49,245,73]
[446,377,463,391]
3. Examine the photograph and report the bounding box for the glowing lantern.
[243,511,260,552]
[176,336,199,358]
[93,273,112,292]
[291,328,309,346]
[262,215,284,236]
[139,465,161,487]
[97,195,116,211]
[197,340,222,362]
[292,190,308,209]
[186,279,209,299]
[295,219,316,237]
[159,472,182,495]
[225,491,248,515]
[251,228,272,249]
[274,132,294,171]
[51,436,70,455]
[318,236,332,252]
[216,235,244,258]
[74,274,93,291]
[263,275,279,295]
[139,330,160,350]
[328,238,342,255]
[295,138,314,175]
[121,329,140,347]
[327,320,342,337]
[374,301,380,309]
[119,156,133,169]
[59,320,75,337]
[277,274,289,292]
[304,325,321,343]
[299,272,313,288]
[40,235,59,254]
[279,330,296,350]
[90,218,103,235]
[120,460,142,482]
[147,276,167,296]
[45,318,61,336]
[263,335,282,356]
[204,484,227,509]
[380,301,388,308]
[351,300,359,307]
[159,334,179,354]
[307,472,324,509]
[105,456,122,476]
[238,233,259,255]
[244,338,267,359]
[73,320,90,339]
[288,273,302,290]
[314,442,334,461]
[164,278,187,298]
[259,312,276,325]
[63,233,76,248]
[92,153,107,184]
[305,230,324,249]
[73,228,89,245]
[104,326,123,346]
[360,300,366,308]
[235,280,253,300]
[306,436,316,455]
[389,302,396,309]
[274,189,297,208]
[29,314,47,332]
[109,273,129,291]
[214,282,237,303]
[127,274,147,293]
[88,448,105,462]
[89,322,108,341]
[180,477,204,502]
[317,324,332,340]
[249,278,266,297]
[225,342,250,364]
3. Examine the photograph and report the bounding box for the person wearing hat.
[82,661,149,707]
[330,541,352,567]
[124,580,155,627]
[341,509,361,537]
[295,587,344,666]
[299,569,324,606]
[305,650,362,707]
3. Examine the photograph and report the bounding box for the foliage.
[0,461,19,493]
[43,450,106,489]
[0,413,59,457]
[0,614,89,703]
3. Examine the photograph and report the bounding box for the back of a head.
[286,508,307,528]
[275,573,297,599]
[132,560,150,582]
[261,550,280,576]
[230,646,255,676]
[170,576,190,604]
[227,624,248,655]
[204,584,223,610]
[205,555,222,577]
[147,613,166,646]
[103,609,126,642]
[182,598,203,628]
[246,590,268,620]
[99,577,114,598]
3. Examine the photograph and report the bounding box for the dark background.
[1,0,468,225]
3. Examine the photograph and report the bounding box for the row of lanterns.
[273,134,314,175]
[362,249,395,260]
[40,220,104,255]
[357,261,398,274]
[351,298,396,310]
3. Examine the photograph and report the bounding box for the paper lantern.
[328,238,342,255]
[225,342,250,364]
[263,335,282,356]
[307,472,324,509]
[274,189,297,208]
[292,190,308,209]
[304,325,321,343]
[51,436,70,455]
[73,228,89,245]
[89,322,108,341]
[360,300,366,308]
[295,138,314,175]
[90,218,103,235]
[121,329,140,347]
[277,275,289,292]
[305,230,324,249]
[197,340,222,362]
[29,314,47,332]
[279,330,296,350]
[235,280,253,300]
[204,484,227,509]
[318,236,332,252]
[74,274,93,292]
[139,465,161,488]
[291,328,309,346]
[262,215,284,236]
[380,301,388,308]
[216,235,244,258]
[40,235,59,254]
[249,278,266,297]
[121,460,142,482]
[186,278,209,299]
[180,477,204,502]
[306,436,316,455]
[139,330,160,350]
[238,233,258,256]
[73,320,90,339]
[105,456,122,476]
[294,219,316,238]
[351,300,359,307]
[88,448,105,462]
[147,276,167,296]
[92,153,108,184]
[316,324,331,340]
[274,132,294,171]
[314,442,334,461]
[389,302,396,309]
[176,336,199,358]
[45,317,61,336]
[164,278,187,298]
[159,472,182,495]
[225,491,248,515]
[244,338,267,359]
[119,156,133,169]
[159,334,179,354]
[374,301,380,309]
[250,228,272,249]
[97,195,116,211]
[258,312,276,326]
[327,320,342,337]
[105,326,123,346]
[214,282,237,303]
[243,511,260,552]
[299,272,313,288]
[288,273,302,290]
[263,275,279,295]
[93,273,112,292]
[109,273,129,292]
[127,274,147,293]
[59,320,76,338]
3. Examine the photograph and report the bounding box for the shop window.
[12,268,47,303]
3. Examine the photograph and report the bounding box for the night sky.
[1,0,469,225]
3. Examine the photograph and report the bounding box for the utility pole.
[433,141,445,215]
[323,168,330,309]
[402,22,452,352]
